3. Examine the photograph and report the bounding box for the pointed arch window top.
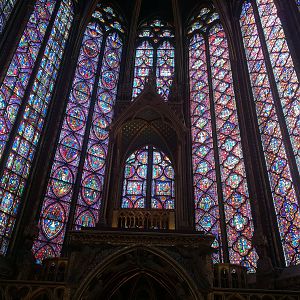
[188,6,219,34]
[92,3,125,33]
[133,18,175,100]
[138,19,175,40]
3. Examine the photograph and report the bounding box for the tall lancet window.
[132,19,175,100]
[240,0,300,266]
[189,6,257,272]
[0,0,17,34]
[0,0,73,255]
[121,146,175,210]
[32,4,124,263]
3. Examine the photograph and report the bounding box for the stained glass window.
[0,0,57,160]
[74,32,123,230]
[256,0,300,174]
[121,147,148,209]
[0,0,73,255]
[189,6,257,272]
[132,19,175,100]
[132,41,154,99]
[32,4,124,263]
[151,149,175,209]
[296,0,300,9]
[121,146,175,209]
[0,0,17,34]
[240,0,300,266]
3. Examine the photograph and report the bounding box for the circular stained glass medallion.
[73,81,91,104]
[42,203,65,239]
[66,107,86,132]
[137,150,148,164]
[97,92,113,114]
[83,39,99,58]
[152,165,162,179]
[87,144,106,171]
[93,117,109,140]
[165,166,174,179]
[51,166,73,197]
[105,50,119,68]
[59,135,80,163]
[137,165,147,179]
[125,165,136,178]
[81,175,102,205]
[76,211,95,228]
[101,71,116,90]
[79,59,95,79]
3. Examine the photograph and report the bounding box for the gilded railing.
[112,209,175,230]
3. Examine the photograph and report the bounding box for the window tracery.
[32,3,123,263]
[0,0,73,255]
[189,6,257,272]
[132,19,175,100]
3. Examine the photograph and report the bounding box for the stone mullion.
[117,0,141,104]
[252,0,300,205]
[97,134,115,226]
[205,33,229,263]
[172,0,184,97]
[153,43,158,82]
[145,146,154,209]
[0,0,34,82]
[10,9,82,259]
[176,141,192,230]
[172,0,193,230]
[108,128,124,222]
[230,8,282,268]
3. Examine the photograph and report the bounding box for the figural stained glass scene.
[0,0,299,297]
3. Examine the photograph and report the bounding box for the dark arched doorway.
[74,246,205,300]
[109,273,175,300]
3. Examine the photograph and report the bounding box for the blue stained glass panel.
[0,0,73,255]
